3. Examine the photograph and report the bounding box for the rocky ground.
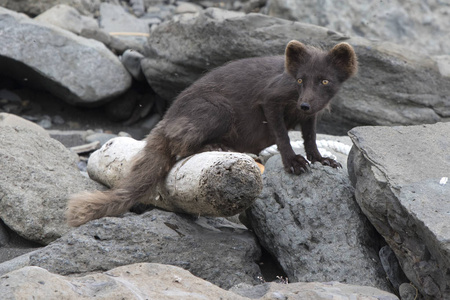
[0,1,449,299]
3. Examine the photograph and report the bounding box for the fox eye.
[297,79,303,84]
[322,79,329,85]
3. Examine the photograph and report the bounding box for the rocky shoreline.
[0,1,449,299]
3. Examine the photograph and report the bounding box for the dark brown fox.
[66,41,358,226]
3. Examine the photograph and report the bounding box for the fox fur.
[66,41,358,226]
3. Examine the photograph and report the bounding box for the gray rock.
[379,246,409,292]
[0,250,41,275]
[121,49,146,81]
[0,263,399,300]
[247,155,390,291]
[28,210,262,289]
[399,283,419,300]
[99,3,150,54]
[0,125,104,244]
[37,115,52,129]
[146,4,176,21]
[100,3,150,34]
[141,8,450,134]
[332,42,449,133]
[47,130,89,148]
[0,0,102,17]
[0,222,9,247]
[175,2,203,14]
[130,0,146,17]
[232,281,399,300]
[35,4,99,35]
[0,7,132,105]
[85,132,119,146]
[80,27,112,46]
[0,89,23,114]
[0,263,248,300]
[263,0,450,56]
[348,123,450,299]
[433,55,450,77]
[0,112,49,137]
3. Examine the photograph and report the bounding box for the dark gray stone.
[121,49,146,81]
[348,123,450,299]
[0,222,9,247]
[379,245,409,292]
[28,210,262,289]
[247,154,390,291]
[47,130,88,148]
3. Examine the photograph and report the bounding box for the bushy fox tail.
[66,126,175,227]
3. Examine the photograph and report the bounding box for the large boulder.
[26,209,262,289]
[0,7,131,105]
[263,0,450,56]
[141,8,450,134]
[247,155,390,291]
[0,125,104,245]
[348,123,450,299]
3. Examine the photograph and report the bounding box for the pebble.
[37,116,52,129]
[52,115,65,125]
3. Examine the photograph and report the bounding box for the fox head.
[284,41,358,114]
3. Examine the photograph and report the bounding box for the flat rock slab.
[348,122,450,299]
[0,7,131,105]
[27,209,262,290]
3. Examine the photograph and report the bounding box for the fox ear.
[285,40,309,77]
[328,42,358,80]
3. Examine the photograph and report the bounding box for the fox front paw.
[310,156,342,169]
[283,154,310,175]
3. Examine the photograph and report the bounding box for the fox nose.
[300,103,310,111]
